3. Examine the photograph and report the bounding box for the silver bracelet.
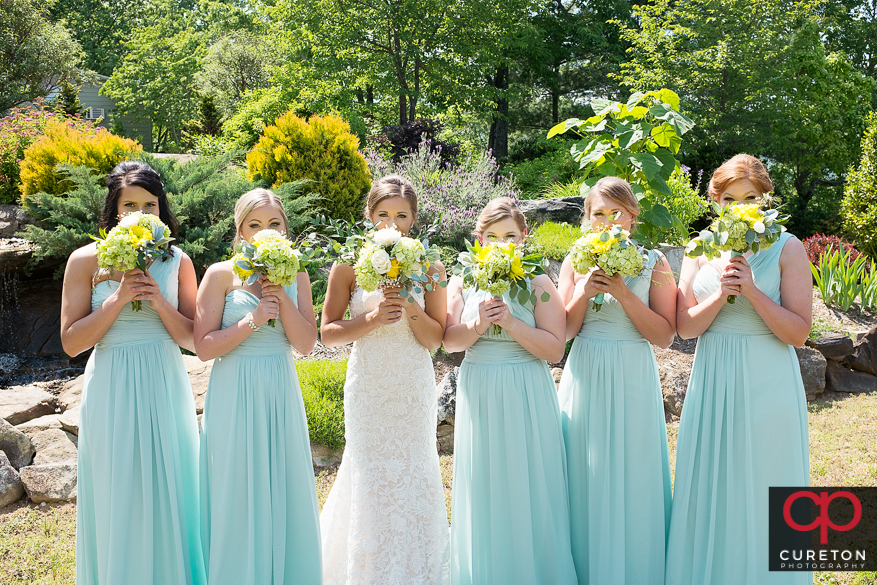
[244,312,260,332]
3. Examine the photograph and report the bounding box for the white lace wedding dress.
[320,286,450,585]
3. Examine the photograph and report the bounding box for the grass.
[526,221,582,261]
[2,393,875,584]
[298,358,347,450]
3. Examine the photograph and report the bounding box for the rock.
[183,355,212,414]
[847,326,877,376]
[657,244,684,283]
[806,334,855,362]
[59,406,79,435]
[31,429,78,465]
[0,205,35,238]
[519,197,584,227]
[197,414,203,434]
[0,385,57,425]
[436,423,455,453]
[436,367,458,426]
[551,367,563,385]
[825,361,877,394]
[14,414,62,438]
[795,346,826,401]
[58,377,83,411]
[544,258,562,283]
[0,451,24,508]
[0,273,64,356]
[659,365,689,418]
[310,442,343,468]
[19,463,77,503]
[0,417,35,469]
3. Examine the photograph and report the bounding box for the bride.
[319,175,450,584]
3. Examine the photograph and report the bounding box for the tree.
[842,112,877,259]
[0,0,84,112]
[618,0,873,227]
[196,30,276,117]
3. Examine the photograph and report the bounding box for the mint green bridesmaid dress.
[665,232,811,585]
[450,287,578,585]
[557,251,672,585]
[77,247,206,585]
[199,281,322,585]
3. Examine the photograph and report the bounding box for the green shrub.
[842,111,877,260]
[222,87,295,150]
[646,167,709,245]
[540,178,583,200]
[19,153,320,278]
[247,112,372,221]
[297,358,347,449]
[19,118,142,201]
[506,143,578,199]
[527,221,583,261]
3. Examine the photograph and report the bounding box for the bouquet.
[568,223,647,312]
[684,201,788,303]
[352,226,445,302]
[453,239,550,334]
[232,229,306,326]
[93,211,174,311]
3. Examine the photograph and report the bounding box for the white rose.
[370,248,392,274]
[752,221,765,234]
[373,227,402,248]
[118,213,141,228]
[252,228,285,243]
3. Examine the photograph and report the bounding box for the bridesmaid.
[444,197,578,585]
[665,154,812,585]
[557,176,676,585]
[62,161,205,584]
[195,188,321,585]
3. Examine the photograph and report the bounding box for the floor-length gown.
[77,247,206,585]
[200,281,322,585]
[557,254,672,585]
[320,286,450,585]
[450,287,578,585]
[665,232,811,585]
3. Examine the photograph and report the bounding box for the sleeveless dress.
[665,232,811,585]
[76,246,206,585]
[320,286,450,585]
[199,281,322,585]
[557,253,672,585]
[450,287,578,585]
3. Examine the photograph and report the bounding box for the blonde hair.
[475,197,527,235]
[233,188,288,248]
[366,175,418,219]
[583,177,640,222]
[708,154,773,202]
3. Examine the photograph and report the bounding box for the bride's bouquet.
[453,240,549,334]
[352,226,444,302]
[684,201,787,303]
[93,211,174,311]
[233,229,305,326]
[568,223,647,312]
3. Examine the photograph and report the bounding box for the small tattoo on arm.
[410,315,418,320]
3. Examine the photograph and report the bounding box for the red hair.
[708,154,774,201]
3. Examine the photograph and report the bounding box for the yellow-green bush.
[298,358,347,449]
[19,119,142,201]
[246,112,371,220]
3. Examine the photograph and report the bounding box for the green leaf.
[629,152,662,180]
[548,118,581,138]
[651,123,682,153]
[541,292,550,302]
[580,141,613,166]
[626,91,645,109]
[591,98,621,116]
[654,149,677,180]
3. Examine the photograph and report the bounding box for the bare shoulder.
[66,242,98,274]
[329,261,356,291]
[779,235,807,261]
[202,260,234,290]
[531,273,556,289]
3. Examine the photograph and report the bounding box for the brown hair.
[233,188,289,248]
[366,174,418,219]
[708,154,773,202]
[583,177,640,222]
[475,197,527,235]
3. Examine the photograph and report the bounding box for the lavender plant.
[365,141,522,250]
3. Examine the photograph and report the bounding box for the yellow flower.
[511,255,525,280]
[128,225,151,248]
[387,258,401,279]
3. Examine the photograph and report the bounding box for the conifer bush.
[19,119,142,201]
[246,112,371,220]
[842,112,877,261]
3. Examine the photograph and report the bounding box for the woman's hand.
[367,288,404,327]
[382,285,418,315]
[721,255,754,299]
[260,276,292,307]
[114,268,157,305]
[476,297,507,333]
[578,270,605,301]
[251,293,279,326]
[590,269,629,300]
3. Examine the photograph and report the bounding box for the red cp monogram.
[783,490,862,544]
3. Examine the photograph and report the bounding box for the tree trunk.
[399,94,408,125]
[488,65,509,159]
[409,56,420,122]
